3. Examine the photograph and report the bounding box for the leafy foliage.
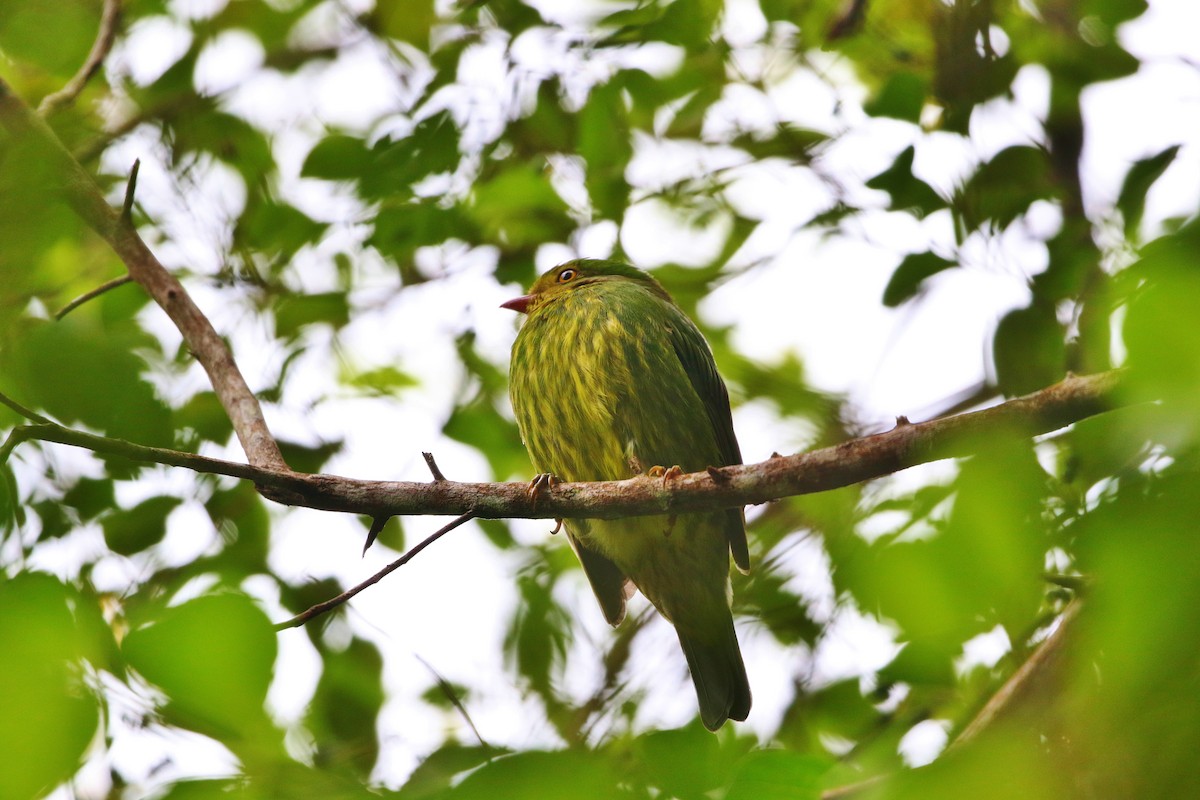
[1,0,1197,798]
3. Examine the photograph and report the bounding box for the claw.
[549,518,563,535]
[649,464,684,488]
[527,472,559,511]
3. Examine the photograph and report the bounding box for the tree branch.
[2,371,1127,521]
[0,76,289,473]
[37,0,123,117]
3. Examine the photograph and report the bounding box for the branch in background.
[273,512,476,630]
[953,601,1082,746]
[1,370,1128,522]
[37,0,123,116]
[0,76,290,474]
[55,274,134,320]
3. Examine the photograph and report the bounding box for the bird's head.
[501,259,671,314]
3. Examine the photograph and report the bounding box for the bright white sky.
[27,0,1200,793]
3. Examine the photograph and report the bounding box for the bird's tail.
[677,612,751,731]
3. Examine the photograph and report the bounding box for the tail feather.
[677,614,751,731]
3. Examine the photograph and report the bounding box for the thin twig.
[0,391,50,425]
[414,653,489,747]
[38,0,122,116]
[274,512,476,630]
[422,451,447,481]
[54,275,134,320]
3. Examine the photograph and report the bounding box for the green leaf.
[369,202,472,270]
[366,112,462,199]
[992,302,1067,396]
[342,364,420,397]
[302,134,374,181]
[633,726,725,797]
[369,0,436,49]
[123,593,277,740]
[102,496,181,556]
[959,145,1052,229]
[469,164,571,249]
[882,251,956,306]
[0,574,100,800]
[0,0,98,75]
[450,749,620,800]
[0,317,174,446]
[235,199,327,263]
[400,743,507,799]
[866,146,944,218]
[275,292,351,338]
[579,81,633,219]
[62,476,116,522]
[277,438,344,474]
[443,397,527,480]
[725,750,829,800]
[176,391,235,445]
[307,638,384,776]
[1116,144,1180,239]
[865,72,927,123]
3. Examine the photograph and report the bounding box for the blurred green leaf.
[369,0,436,49]
[866,147,945,218]
[882,251,956,307]
[470,164,572,249]
[0,317,173,446]
[302,134,374,181]
[992,302,1067,397]
[865,72,927,123]
[0,0,97,75]
[123,593,277,740]
[0,574,100,800]
[307,638,384,776]
[725,749,828,800]
[276,292,351,338]
[450,749,621,800]
[1116,144,1180,239]
[959,146,1052,229]
[102,495,181,556]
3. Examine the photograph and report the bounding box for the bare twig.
[38,0,123,116]
[422,451,448,481]
[54,275,134,320]
[0,76,289,473]
[274,512,476,630]
[2,371,1128,522]
[0,392,51,425]
[415,653,489,747]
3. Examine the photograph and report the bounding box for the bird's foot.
[648,464,684,488]
[549,518,563,535]
[527,472,559,511]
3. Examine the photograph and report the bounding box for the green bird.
[503,258,751,730]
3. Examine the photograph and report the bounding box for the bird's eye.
[557,268,577,283]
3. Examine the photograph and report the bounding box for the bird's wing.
[566,525,634,626]
[666,311,751,573]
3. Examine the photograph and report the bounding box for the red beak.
[501,295,533,314]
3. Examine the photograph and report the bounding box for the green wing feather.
[665,311,751,573]
[564,525,632,626]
